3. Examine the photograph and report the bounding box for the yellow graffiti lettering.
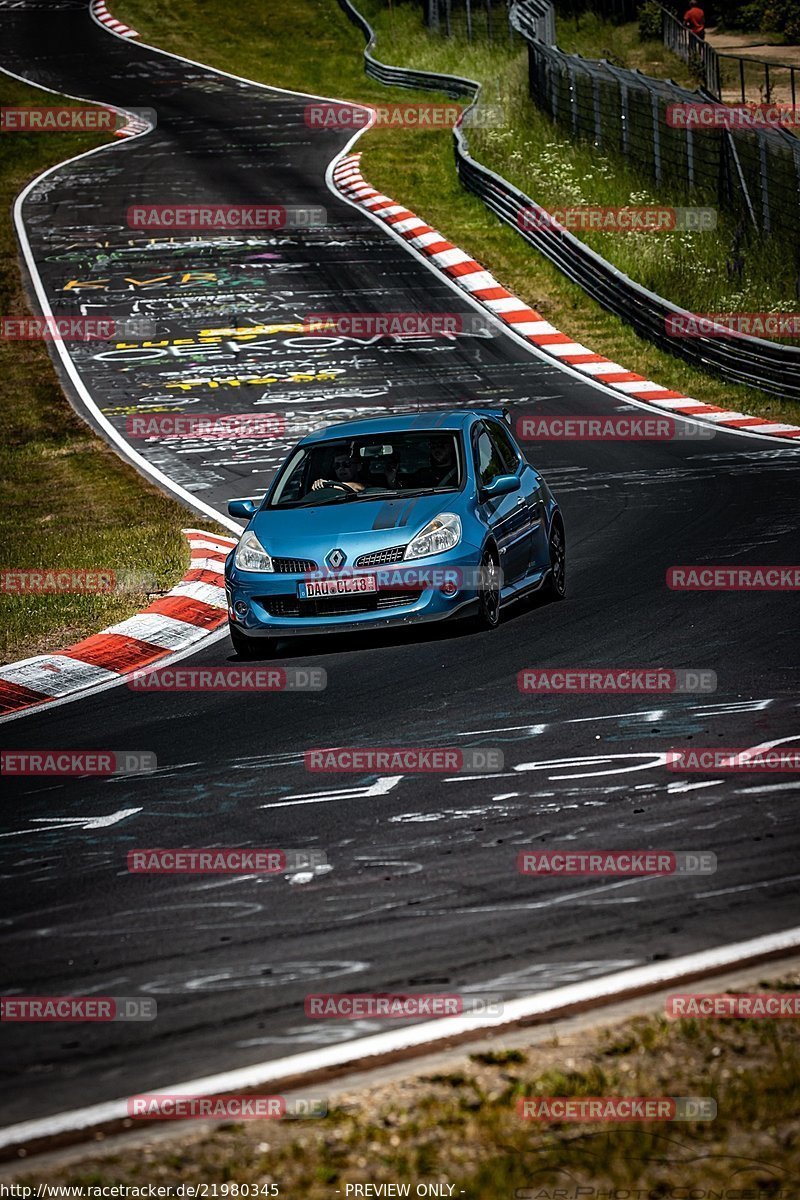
[63,279,109,290]
[124,275,174,287]
[199,323,305,338]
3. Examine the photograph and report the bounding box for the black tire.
[474,545,501,630]
[544,517,566,601]
[229,623,273,659]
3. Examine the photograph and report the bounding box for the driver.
[311,448,365,493]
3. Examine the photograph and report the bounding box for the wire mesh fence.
[338,0,800,396]
[515,3,800,258]
[420,0,532,42]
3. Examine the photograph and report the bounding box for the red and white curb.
[90,0,138,39]
[114,112,150,139]
[0,530,236,719]
[333,154,800,441]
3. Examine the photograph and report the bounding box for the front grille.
[355,544,407,568]
[271,557,317,574]
[257,589,422,619]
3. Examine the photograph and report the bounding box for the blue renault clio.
[224,410,565,656]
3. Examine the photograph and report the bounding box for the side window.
[487,420,520,474]
[474,427,503,486]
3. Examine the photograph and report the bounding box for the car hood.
[249,492,457,557]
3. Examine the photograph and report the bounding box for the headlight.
[234,530,274,572]
[404,513,462,560]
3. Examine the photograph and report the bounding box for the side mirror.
[228,498,258,519]
[481,473,520,501]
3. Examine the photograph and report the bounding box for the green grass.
[10,979,800,1194]
[115,0,800,426]
[0,76,222,664]
[363,1,800,335]
[555,13,697,87]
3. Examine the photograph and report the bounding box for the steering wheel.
[312,479,358,493]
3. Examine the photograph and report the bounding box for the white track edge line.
[1,923,798,1151]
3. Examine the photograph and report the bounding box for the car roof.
[299,410,493,445]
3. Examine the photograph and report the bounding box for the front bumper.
[225,546,483,638]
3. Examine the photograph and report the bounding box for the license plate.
[298,575,377,599]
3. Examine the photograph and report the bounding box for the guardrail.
[507,0,555,45]
[338,0,478,96]
[337,0,800,399]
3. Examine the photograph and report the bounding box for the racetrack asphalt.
[0,0,798,1130]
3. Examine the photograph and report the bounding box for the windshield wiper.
[371,487,457,499]
[275,491,359,508]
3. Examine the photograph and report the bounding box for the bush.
[638,0,662,39]
[716,0,800,33]
[762,0,800,40]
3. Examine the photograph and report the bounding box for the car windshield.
[268,431,463,508]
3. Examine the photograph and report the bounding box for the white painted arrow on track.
[0,807,142,839]
[260,776,403,810]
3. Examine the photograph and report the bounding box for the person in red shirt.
[683,5,706,40]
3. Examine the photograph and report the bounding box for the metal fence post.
[759,137,771,234]
[554,51,561,123]
[651,91,662,186]
[567,58,578,136]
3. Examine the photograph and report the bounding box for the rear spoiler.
[472,406,513,427]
